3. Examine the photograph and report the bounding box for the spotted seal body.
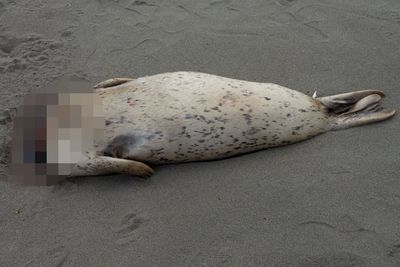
[9,71,396,185]
[94,71,394,164]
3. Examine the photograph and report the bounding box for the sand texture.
[1,0,400,266]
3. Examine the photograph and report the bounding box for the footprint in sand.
[106,38,164,68]
[206,0,238,10]
[124,0,159,17]
[294,5,330,41]
[383,31,395,41]
[388,243,400,260]
[24,246,68,267]
[113,212,145,246]
[275,0,298,7]
[0,32,63,73]
[98,0,159,16]
[295,214,386,256]
[375,10,400,24]
[0,1,6,15]
[297,251,367,267]
[297,214,374,234]
[269,5,330,42]
[29,200,51,220]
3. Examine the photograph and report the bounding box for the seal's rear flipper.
[320,91,396,130]
[332,108,395,130]
[70,156,154,178]
[93,78,134,89]
[318,90,386,114]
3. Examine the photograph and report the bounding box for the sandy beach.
[1,0,399,266]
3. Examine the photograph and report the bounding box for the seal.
[9,71,396,184]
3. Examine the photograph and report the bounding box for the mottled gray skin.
[94,71,330,164]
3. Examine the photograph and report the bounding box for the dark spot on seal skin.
[242,90,253,96]
[242,114,252,125]
[272,134,279,141]
[105,120,112,126]
[299,109,307,112]
[119,116,126,123]
[204,109,210,112]
[194,115,206,121]
[179,126,188,135]
[184,114,193,119]
[286,113,291,117]
[247,127,261,135]
[149,148,164,158]
[264,97,271,101]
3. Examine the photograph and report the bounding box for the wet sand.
[0,0,399,266]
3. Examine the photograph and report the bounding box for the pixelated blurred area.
[8,77,105,186]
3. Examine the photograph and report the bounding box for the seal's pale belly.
[95,72,330,164]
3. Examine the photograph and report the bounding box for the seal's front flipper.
[93,78,134,89]
[70,156,154,178]
[321,91,396,130]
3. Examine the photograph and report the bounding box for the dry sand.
[1,0,400,266]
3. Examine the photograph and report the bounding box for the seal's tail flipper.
[317,90,396,130]
[93,78,134,89]
[317,90,385,113]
